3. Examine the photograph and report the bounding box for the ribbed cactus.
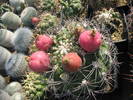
[1,12,22,30]
[0,89,11,100]
[0,46,11,71]
[36,13,59,33]
[9,0,25,13]
[12,27,33,53]
[5,53,28,78]
[20,7,38,27]
[4,82,22,96]
[93,8,124,42]
[22,72,47,100]
[0,29,14,48]
[0,75,6,89]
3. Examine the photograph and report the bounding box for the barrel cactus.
[0,29,14,48]
[0,46,11,71]
[22,72,47,100]
[4,82,23,96]
[93,8,124,42]
[12,27,33,53]
[5,53,28,78]
[0,75,6,89]
[0,89,11,100]
[20,7,38,27]
[9,0,25,13]
[1,12,22,30]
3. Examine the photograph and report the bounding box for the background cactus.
[4,82,23,96]
[5,53,28,78]
[9,0,25,13]
[1,12,22,30]
[0,75,6,89]
[12,27,33,53]
[93,8,124,42]
[22,72,47,100]
[0,46,11,71]
[20,7,38,27]
[0,89,11,100]
[0,29,14,48]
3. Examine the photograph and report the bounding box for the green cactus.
[1,12,22,30]
[22,72,47,100]
[20,7,37,27]
[36,13,59,34]
[9,0,25,13]
[93,8,124,42]
[0,29,14,48]
[5,53,28,78]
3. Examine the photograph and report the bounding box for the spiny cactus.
[5,53,28,78]
[12,27,33,53]
[0,89,11,100]
[93,8,124,42]
[4,82,22,96]
[0,46,11,71]
[22,72,47,100]
[9,0,25,13]
[36,13,59,34]
[0,29,14,48]
[20,7,38,27]
[0,75,6,89]
[1,12,22,30]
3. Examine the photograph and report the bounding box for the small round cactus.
[0,29,14,48]
[12,27,33,53]
[0,75,6,89]
[0,46,11,71]
[5,53,28,78]
[1,12,22,30]
[4,82,22,96]
[20,7,38,27]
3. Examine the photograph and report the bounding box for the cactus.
[11,92,25,100]
[4,82,22,96]
[12,27,33,53]
[0,89,11,100]
[93,8,124,42]
[0,29,14,48]
[36,13,59,33]
[9,0,25,13]
[0,46,11,71]
[1,12,22,30]
[20,7,38,27]
[5,53,28,78]
[22,72,47,100]
[0,75,6,89]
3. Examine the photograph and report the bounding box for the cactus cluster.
[93,8,124,41]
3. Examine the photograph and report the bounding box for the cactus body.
[1,12,22,30]
[0,89,11,100]
[0,46,11,71]
[5,53,28,78]
[0,29,14,48]
[0,75,6,89]
[20,7,37,27]
[4,82,22,96]
[12,27,33,53]
[9,0,25,13]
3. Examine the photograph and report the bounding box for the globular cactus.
[1,12,22,30]
[0,29,14,48]
[93,8,124,42]
[5,53,28,78]
[12,27,33,53]
[20,7,38,27]
[11,92,25,100]
[22,72,47,100]
[0,75,6,89]
[4,82,22,96]
[0,89,11,100]
[0,46,11,71]
[9,0,25,13]
[36,13,59,33]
